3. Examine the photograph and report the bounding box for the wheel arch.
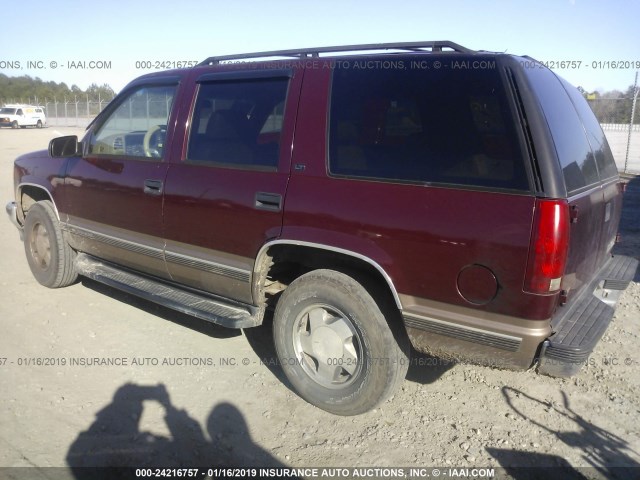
[252,240,403,311]
[17,183,60,224]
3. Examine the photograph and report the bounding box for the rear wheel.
[23,201,77,288]
[273,269,409,415]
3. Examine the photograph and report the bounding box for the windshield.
[0,108,17,114]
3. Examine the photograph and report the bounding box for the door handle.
[144,179,163,196]
[255,192,282,212]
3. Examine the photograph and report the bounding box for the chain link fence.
[602,123,639,174]
[0,96,114,129]
[594,93,639,174]
[44,97,114,128]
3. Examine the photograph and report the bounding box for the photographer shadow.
[487,387,640,479]
[66,383,286,478]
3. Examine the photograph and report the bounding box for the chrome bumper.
[6,201,23,233]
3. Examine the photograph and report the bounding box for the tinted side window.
[329,58,529,191]
[560,78,618,181]
[187,79,288,169]
[90,85,177,159]
[525,67,599,193]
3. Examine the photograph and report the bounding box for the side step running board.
[75,253,260,329]
[538,254,638,377]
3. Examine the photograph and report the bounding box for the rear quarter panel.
[284,66,558,322]
[284,177,557,319]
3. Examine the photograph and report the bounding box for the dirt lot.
[1,127,639,478]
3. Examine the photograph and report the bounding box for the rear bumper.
[538,254,638,377]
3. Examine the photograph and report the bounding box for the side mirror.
[49,135,82,157]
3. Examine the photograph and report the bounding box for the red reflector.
[524,199,570,294]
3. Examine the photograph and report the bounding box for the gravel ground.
[0,127,638,479]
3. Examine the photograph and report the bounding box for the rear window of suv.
[328,56,529,191]
[524,66,602,194]
[560,77,619,181]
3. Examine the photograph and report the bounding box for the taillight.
[524,199,570,294]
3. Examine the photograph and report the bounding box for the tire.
[23,201,78,288]
[273,269,409,415]
[11,121,18,129]
[36,120,43,128]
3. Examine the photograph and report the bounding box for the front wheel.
[273,269,409,415]
[36,120,43,128]
[23,200,78,288]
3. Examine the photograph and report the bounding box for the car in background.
[0,104,46,128]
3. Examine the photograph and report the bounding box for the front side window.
[329,57,529,191]
[89,85,177,159]
[187,78,289,169]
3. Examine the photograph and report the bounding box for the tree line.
[580,84,639,124]
[0,74,115,105]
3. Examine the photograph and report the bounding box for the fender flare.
[253,239,403,310]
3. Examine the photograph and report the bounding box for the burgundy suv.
[6,41,637,415]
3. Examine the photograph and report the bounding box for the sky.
[1,0,639,96]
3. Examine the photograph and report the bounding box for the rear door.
[63,80,181,279]
[161,68,303,304]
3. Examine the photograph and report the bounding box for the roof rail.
[198,41,473,66]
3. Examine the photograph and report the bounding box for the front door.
[63,82,180,279]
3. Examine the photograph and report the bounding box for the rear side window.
[560,78,618,181]
[525,67,600,194]
[187,78,288,169]
[329,57,529,191]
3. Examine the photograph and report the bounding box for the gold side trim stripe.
[63,224,251,283]
[403,313,522,352]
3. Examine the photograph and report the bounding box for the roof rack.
[199,41,473,66]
